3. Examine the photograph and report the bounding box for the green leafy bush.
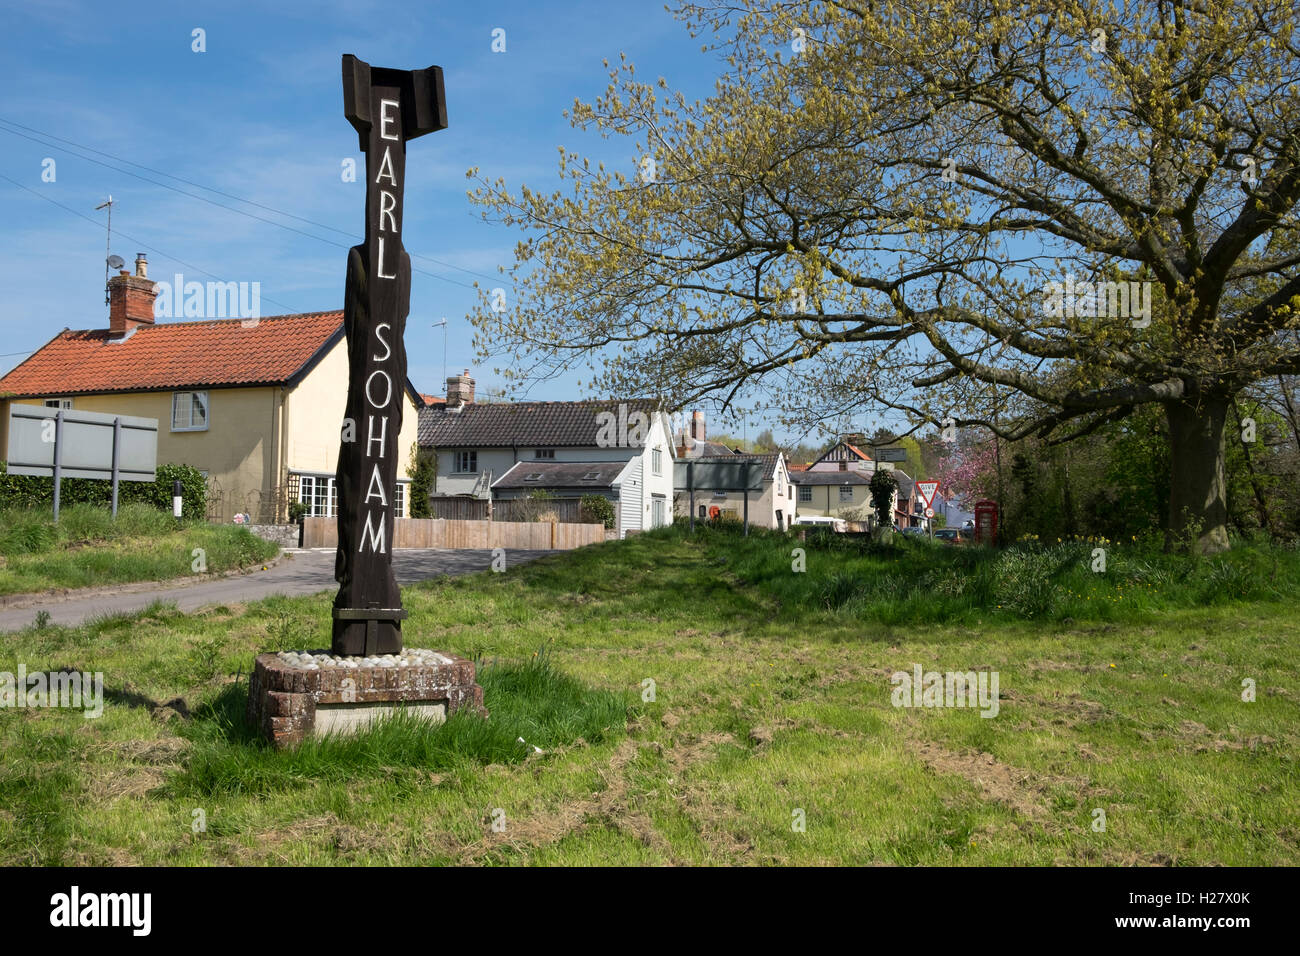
[0,462,207,517]
[869,469,899,525]
[406,443,436,518]
[579,494,616,529]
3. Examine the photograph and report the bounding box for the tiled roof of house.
[0,312,345,397]
[691,453,780,481]
[418,399,665,448]
[492,460,626,490]
[420,393,446,407]
[791,470,872,485]
[677,439,746,457]
[845,442,872,460]
[809,440,873,468]
[788,463,810,472]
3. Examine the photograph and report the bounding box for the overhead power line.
[0,116,502,290]
[0,170,305,315]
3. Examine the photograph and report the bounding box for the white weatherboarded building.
[417,375,675,537]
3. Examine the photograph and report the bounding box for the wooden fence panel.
[300,516,604,551]
[429,498,491,521]
[493,497,587,523]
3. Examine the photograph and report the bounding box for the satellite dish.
[107,254,126,271]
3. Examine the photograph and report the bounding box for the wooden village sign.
[247,55,485,747]
[333,54,447,656]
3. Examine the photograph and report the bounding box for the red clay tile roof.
[0,312,345,397]
[420,393,446,407]
[845,443,873,461]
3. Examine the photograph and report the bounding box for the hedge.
[0,462,208,517]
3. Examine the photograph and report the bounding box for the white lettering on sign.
[372,323,392,362]
[374,147,397,186]
[365,463,389,506]
[377,236,397,279]
[359,509,387,554]
[379,191,398,232]
[365,370,393,409]
[366,414,388,457]
[379,99,401,140]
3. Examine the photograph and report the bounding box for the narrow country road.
[0,548,554,632]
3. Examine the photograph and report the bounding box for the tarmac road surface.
[0,548,553,632]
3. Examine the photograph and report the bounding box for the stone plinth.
[246,648,485,749]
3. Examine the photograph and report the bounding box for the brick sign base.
[247,650,486,749]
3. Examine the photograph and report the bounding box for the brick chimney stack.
[108,253,157,337]
[446,369,475,407]
[690,409,705,442]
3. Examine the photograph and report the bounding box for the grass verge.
[0,503,279,595]
[0,525,1294,865]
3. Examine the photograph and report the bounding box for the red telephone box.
[974,500,999,545]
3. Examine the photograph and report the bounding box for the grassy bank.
[695,523,1300,624]
[0,504,280,595]
[0,526,1294,865]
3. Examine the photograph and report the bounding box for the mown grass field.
[0,525,1295,865]
[0,504,279,596]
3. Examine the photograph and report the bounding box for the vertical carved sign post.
[247,57,484,748]
[333,54,447,655]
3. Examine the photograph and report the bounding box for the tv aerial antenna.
[96,196,117,305]
[433,317,448,397]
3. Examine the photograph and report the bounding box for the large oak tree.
[468,0,1300,552]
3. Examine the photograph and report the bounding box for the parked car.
[900,526,928,536]
[794,515,848,532]
[933,528,969,545]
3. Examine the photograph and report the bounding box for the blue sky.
[0,0,723,407]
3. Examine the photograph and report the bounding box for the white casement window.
[299,475,337,518]
[298,476,316,516]
[44,398,72,409]
[798,486,812,502]
[171,390,209,432]
[839,485,854,502]
[394,482,406,518]
[455,451,477,473]
[652,447,663,476]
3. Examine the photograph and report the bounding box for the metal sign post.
[111,417,122,518]
[52,409,63,523]
[5,405,157,522]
